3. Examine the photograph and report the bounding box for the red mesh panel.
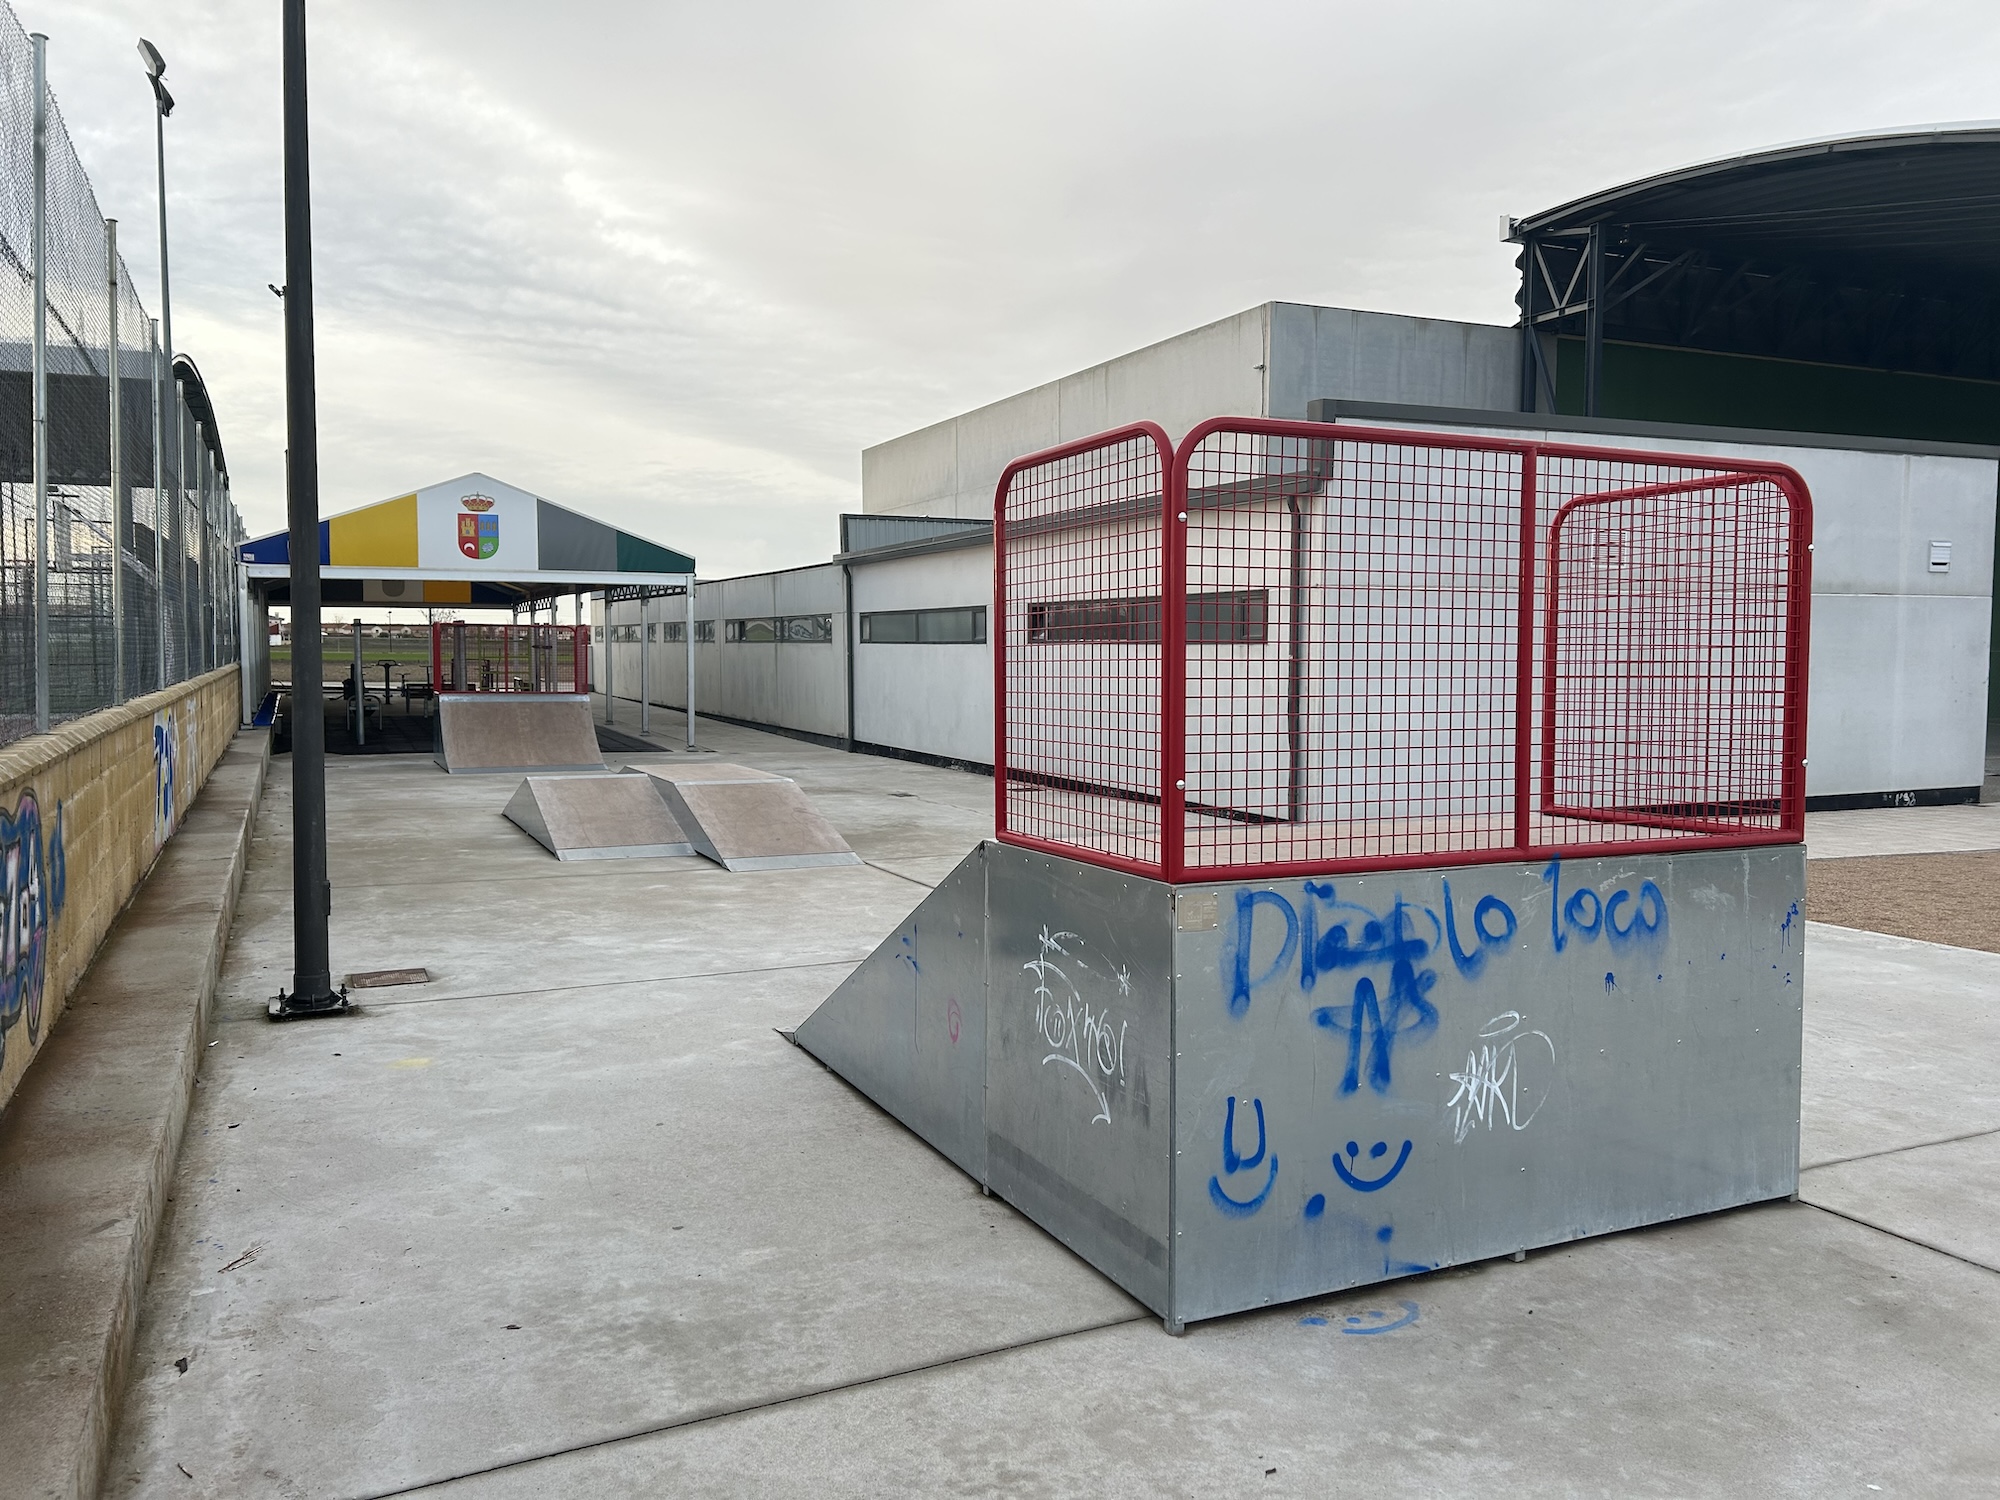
[995,425,1171,875]
[992,418,1810,881]
[1540,472,1796,840]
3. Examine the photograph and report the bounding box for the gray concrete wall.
[862,307,1269,520]
[1265,303,1518,419]
[861,303,1522,522]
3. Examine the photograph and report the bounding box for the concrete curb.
[0,727,269,1500]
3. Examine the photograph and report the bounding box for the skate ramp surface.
[503,773,693,860]
[434,693,604,774]
[632,763,861,871]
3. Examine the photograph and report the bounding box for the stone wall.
[0,667,242,1114]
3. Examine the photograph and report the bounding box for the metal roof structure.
[1508,124,2000,413]
[240,471,693,609]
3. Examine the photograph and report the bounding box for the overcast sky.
[22,0,2000,578]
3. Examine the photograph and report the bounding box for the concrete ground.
[103,714,2000,1498]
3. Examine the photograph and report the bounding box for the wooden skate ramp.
[434,693,604,774]
[503,773,693,860]
[632,763,862,871]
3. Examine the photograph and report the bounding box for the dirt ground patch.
[1807,850,2000,953]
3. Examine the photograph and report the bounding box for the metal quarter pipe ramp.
[794,838,1806,1331]
[433,692,604,774]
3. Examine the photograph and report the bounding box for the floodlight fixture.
[138,38,173,115]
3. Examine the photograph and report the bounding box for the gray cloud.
[22,0,2000,576]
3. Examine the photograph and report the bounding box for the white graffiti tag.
[1446,1012,1555,1144]
[1024,925,1129,1125]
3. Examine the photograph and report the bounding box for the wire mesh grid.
[1534,456,1798,846]
[0,4,244,748]
[1180,428,1528,872]
[993,419,1809,881]
[995,424,1171,873]
[430,622,589,694]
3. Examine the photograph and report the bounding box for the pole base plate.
[268,986,354,1021]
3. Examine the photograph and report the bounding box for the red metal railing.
[994,418,1811,883]
[429,622,591,694]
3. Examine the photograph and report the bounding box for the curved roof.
[1511,124,2000,385]
[1515,123,2000,294]
[172,353,228,477]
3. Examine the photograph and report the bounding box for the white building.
[596,300,1996,806]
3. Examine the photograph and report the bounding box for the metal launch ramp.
[503,773,694,860]
[631,764,862,872]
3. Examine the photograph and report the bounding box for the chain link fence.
[0,2,241,749]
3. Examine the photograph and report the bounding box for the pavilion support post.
[639,590,650,738]
[685,577,696,750]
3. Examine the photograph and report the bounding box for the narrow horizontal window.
[1025,590,1267,644]
[860,606,987,644]
[726,614,833,643]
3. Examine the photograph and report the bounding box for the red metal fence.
[995,419,1811,883]
[430,622,591,694]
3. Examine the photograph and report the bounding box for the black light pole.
[271,0,345,1018]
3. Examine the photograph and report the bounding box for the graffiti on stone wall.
[154,704,183,850]
[1,790,67,1070]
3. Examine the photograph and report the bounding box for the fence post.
[152,318,166,692]
[30,33,48,732]
[108,219,125,703]
[1160,435,1186,883]
[1513,447,1538,854]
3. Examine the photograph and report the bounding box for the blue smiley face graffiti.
[1208,1095,1278,1217]
[0,791,66,1071]
[1332,1138,1412,1192]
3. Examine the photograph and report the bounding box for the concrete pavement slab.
[1806,801,2000,860]
[409,1202,2000,1499]
[1801,1131,2000,1272]
[104,962,1139,1498]
[1799,923,2000,1167]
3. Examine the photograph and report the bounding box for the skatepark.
[4,16,2000,1488]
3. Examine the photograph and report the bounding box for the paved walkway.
[103,717,2000,1496]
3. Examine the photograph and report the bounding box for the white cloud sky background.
[20,0,2000,578]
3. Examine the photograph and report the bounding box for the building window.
[645,622,658,643]
[859,606,987,644]
[695,619,716,643]
[1026,590,1267,644]
[660,620,685,643]
[726,614,834,643]
[592,625,603,643]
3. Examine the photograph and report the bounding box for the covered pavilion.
[237,471,694,749]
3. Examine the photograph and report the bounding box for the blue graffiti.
[1442,880,1517,979]
[1541,859,1668,954]
[1336,1304,1416,1336]
[1376,1224,1435,1276]
[1209,1095,1279,1217]
[1331,1138,1412,1192]
[1226,890,1297,1017]
[153,712,179,839]
[1781,900,1800,949]
[0,791,65,1070]
[1303,1193,1326,1219]
[1312,959,1438,1094]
